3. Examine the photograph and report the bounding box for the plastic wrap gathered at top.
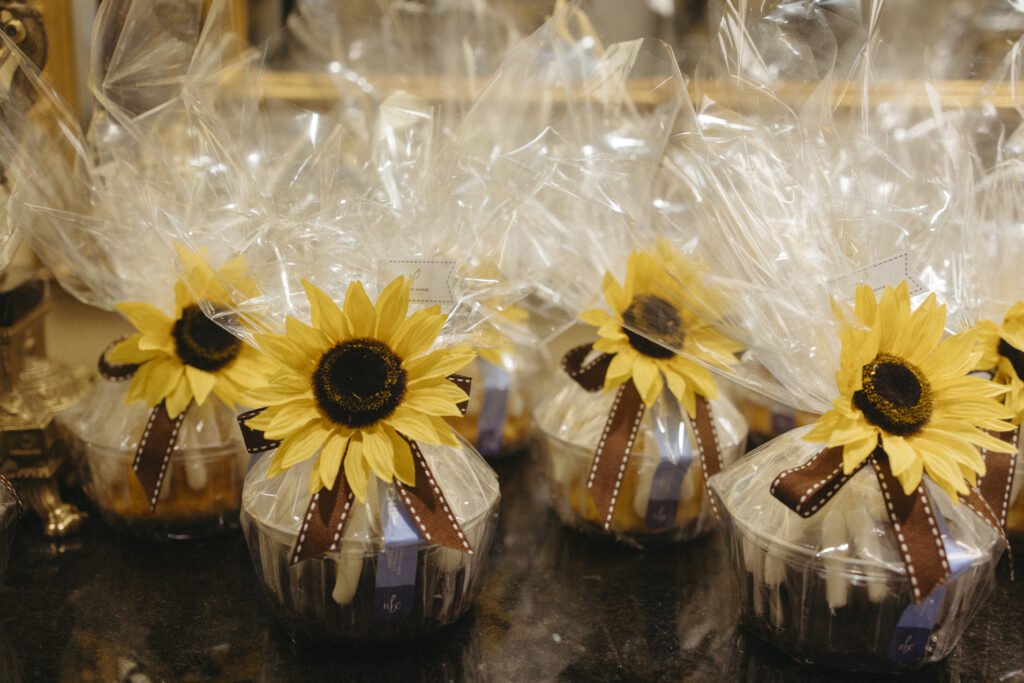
[642,0,1000,414]
[422,2,687,342]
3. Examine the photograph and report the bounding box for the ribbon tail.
[0,473,21,517]
[977,425,1019,529]
[587,379,646,530]
[394,436,475,554]
[237,408,282,454]
[771,445,856,517]
[561,343,614,392]
[98,338,140,382]
[962,487,1013,578]
[689,395,726,518]
[871,450,950,603]
[446,374,472,415]
[290,464,355,565]
[133,400,188,511]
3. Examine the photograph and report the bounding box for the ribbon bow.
[239,374,475,565]
[99,340,188,511]
[0,473,21,517]
[561,343,724,529]
[771,445,1008,603]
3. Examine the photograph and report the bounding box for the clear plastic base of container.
[59,380,248,541]
[710,427,1002,672]
[240,438,501,644]
[241,502,498,645]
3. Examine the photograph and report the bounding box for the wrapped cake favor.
[536,246,747,546]
[955,38,1024,544]
[129,0,528,642]
[424,4,748,543]
[237,278,498,643]
[642,0,1017,670]
[0,2,274,539]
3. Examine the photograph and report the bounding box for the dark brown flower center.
[621,294,681,360]
[171,303,241,372]
[998,338,1024,381]
[852,352,933,437]
[313,338,406,428]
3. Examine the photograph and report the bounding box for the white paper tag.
[384,258,456,307]
[829,251,925,301]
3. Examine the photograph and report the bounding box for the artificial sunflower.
[578,244,744,416]
[107,247,271,418]
[804,282,1016,501]
[243,276,474,501]
[974,301,1024,424]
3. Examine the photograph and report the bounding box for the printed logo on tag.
[829,252,925,301]
[385,258,456,307]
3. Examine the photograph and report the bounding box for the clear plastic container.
[536,368,748,547]
[0,479,17,582]
[240,438,500,644]
[449,345,548,460]
[58,379,248,541]
[709,427,1002,672]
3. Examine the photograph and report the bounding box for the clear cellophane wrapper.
[57,380,246,540]
[710,427,1001,672]
[137,0,523,642]
[0,478,16,582]
[640,0,1012,670]
[957,38,1024,542]
[537,369,747,547]
[241,439,499,644]
[723,380,819,450]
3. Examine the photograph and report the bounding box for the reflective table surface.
[2,451,1023,682]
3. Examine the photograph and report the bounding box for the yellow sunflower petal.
[302,279,349,341]
[342,280,377,338]
[604,351,634,392]
[391,305,445,360]
[374,277,411,343]
[360,427,396,483]
[115,302,173,336]
[385,426,416,487]
[107,335,161,364]
[631,359,663,406]
[344,439,370,503]
[318,430,350,492]
[165,373,194,419]
[276,420,331,470]
[384,404,444,443]
[185,366,217,406]
[403,382,470,417]
[403,347,476,383]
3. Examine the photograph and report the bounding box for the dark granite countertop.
[2,450,1022,682]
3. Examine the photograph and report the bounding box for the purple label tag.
[374,484,421,621]
[887,510,972,662]
[476,358,511,456]
[645,386,694,530]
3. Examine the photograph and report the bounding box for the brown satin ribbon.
[290,464,355,565]
[237,408,281,454]
[448,374,472,415]
[395,437,475,554]
[97,342,192,511]
[562,343,722,530]
[244,375,475,564]
[977,425,1019,529]
[0,473,22,517]
[133,400,189,511]
[772,445,1008,603]
[98,338,139,382]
